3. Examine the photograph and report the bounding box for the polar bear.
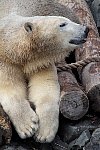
[0,0,89,143]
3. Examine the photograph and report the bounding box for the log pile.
[62,0,100,112]
[0,0,100,149]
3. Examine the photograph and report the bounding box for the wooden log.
[0,105,12,145]
[58,69,89,120]
[58,0,100,112]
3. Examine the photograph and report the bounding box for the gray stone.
[59,116,100,143]
[0,128,3,145]
[1,145,28,150]
[84,143,100,150]
[91,0,100,27]
[0,142,37,150]
[84,128,100,150]
[51,136,68,150]
[85,0,94,6]
[91,128,100,143]
[40,144,52,150]
[68,130,90,149]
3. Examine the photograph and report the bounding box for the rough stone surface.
[68,130,90,149]
[91,128,100,142]
[0,143,32,150]
[85,0,94,6]
[85,0,100,39]
[59,115,100,144]
[40,144,52,150]
[84,128,100,150]
[90,0,100,27]
[51,136,68,150]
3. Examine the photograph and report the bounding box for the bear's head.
[0,14,89,69]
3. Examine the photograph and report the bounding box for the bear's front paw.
[16,107,39,139]
[5,102,39,139]
[35,107,59,143]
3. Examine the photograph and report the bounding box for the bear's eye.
[24,22,33,33]
[60,22,68,27]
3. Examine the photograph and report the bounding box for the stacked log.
[58,68,89,120]
[58,0,100,112]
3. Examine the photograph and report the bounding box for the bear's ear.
[24,22,33,33]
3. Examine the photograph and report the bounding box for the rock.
[0,128,3,145]
[91,128,100,142]
[84,128,100,150]
[51,136,68,150]
[40,144,52,150]
[85,0,94,6]
[91,0,100,27]
[59,115,100,143]
[84,143,100,150]
[68,130,90,149]
[0,143,30,150]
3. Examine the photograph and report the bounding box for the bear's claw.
[3,100,39,139]
[34,107,59,143]
[35,131,56,143]
[15,109,39,139]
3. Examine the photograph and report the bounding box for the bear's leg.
[0,64,39,139]
[28,65,60,143]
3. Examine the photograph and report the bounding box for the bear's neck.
[0,49,70,75]
[23,50,68,75]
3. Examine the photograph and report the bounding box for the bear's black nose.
[84,27,89,38]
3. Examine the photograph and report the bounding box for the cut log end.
[60,91,89,120]
[87,84,100,112]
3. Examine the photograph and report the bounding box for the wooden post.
[58,0,100,112]
[58,66,89,120]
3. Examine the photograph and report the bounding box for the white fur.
[28,65,60,142]
[0,63,39,139]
